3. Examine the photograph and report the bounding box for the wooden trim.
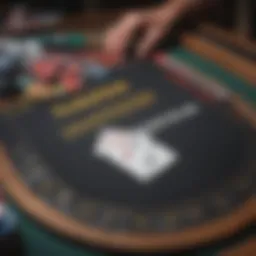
[181,33,256,85]
[199,24,256,53]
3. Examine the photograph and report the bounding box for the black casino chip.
[0,60,254,235]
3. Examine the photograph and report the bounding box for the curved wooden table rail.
[0,96,255,252]
[0,156,255,252]
[181,33,256,86]
[199,24,256,55]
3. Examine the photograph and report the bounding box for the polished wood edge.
[181,33,256,86]
[219,238,256,256]
[0,147,255,251]
[199,23,256,53]
[231,96,256,128]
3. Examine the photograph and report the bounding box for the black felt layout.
[0,61,250,209]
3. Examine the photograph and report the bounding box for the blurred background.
[0,0,255,37]
[0,0,255,256]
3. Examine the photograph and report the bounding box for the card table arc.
[0,59,255,254]
[1,158,255,252]
[181,33,256,85]
[198,24,256,59]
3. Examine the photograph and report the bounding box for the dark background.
[0,0,255,37]
[0,0,254,37]
[0,0,256,33]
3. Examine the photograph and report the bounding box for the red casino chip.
[32,57,62,82]
[62,63,83,92]
[62,76,82,92]
[66,63,81,75]
[61,64,83,92]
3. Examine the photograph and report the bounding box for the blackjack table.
[0,13,255,256]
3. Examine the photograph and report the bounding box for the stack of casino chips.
[0,188,24,255]
[62,63,83,92]
[32,56,83,92]
[83,60,110,81]
[0,38,112,99]
[0,39,45,98]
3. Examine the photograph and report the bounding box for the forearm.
[162,0,208,20]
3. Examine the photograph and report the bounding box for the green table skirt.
[8,46,256,256]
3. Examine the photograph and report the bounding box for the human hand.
[104,1,188,59]
[104,0,206,59]
[104,6,175,59]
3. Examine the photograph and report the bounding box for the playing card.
[94,128,179,183]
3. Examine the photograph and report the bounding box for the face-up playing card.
[94,127,179,183]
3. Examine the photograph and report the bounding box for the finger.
[104,13,141,57]
[105,14,139,55]
[136,27,165,58]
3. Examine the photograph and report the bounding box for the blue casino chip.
[83,60,110,81]
[0,54,19,73]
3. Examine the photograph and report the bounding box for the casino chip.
[4,41,23,57]
[0,39,43,98]
[0,39,44,67]
[83,60,110,81]
[61,64,82,92]
[23,40,44,63]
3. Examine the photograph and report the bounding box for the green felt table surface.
[7,41,256,256]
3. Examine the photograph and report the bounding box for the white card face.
[94,128,179,183]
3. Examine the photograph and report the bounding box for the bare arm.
[104,0,210,58]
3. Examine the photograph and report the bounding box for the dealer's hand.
[104,0,205,59]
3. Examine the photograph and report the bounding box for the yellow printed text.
[62,91,156,140]
[51,80,129,119]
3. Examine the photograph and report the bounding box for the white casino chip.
[23,40,44,62]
